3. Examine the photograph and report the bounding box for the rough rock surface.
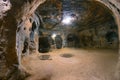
[0,0,120,80]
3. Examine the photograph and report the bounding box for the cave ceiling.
[36,0,117,32]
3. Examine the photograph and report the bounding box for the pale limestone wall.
[0,0,11,18]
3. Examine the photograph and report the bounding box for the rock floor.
[22,48,118,80]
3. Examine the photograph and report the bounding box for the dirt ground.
[22,48,118,80]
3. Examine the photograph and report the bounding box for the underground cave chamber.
[0,0,120,80]
[21,1,119,80]
[34,0,119,53]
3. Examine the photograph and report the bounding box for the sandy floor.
[22,48,118,80]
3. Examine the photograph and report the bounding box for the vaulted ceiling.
[36,0,117,31]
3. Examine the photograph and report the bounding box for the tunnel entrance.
[38,36,51,53]
[54,35,63,49]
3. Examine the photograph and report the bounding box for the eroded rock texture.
[96,0,120,79]
[0,0,45,79]
[0,0,120,80]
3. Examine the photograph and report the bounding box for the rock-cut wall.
[0,0,120,80]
